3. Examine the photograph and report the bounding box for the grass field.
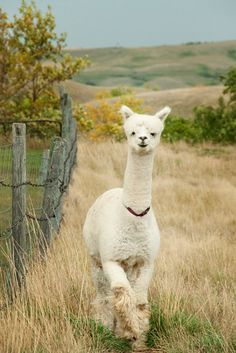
[0,141,235,352]
[69,40,236,89]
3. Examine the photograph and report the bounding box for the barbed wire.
[0,177,61,188]
[0,134,77,236]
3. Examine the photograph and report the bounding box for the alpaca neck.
[122,148,154,213]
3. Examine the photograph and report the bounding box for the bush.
[163,116,199,143]
[96,87,133,100]
[74,95,144,141]
[193,98,236,144]
[192,67,236,144]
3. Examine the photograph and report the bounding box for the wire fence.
[0,88,77,305]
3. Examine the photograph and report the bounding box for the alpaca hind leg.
[103,261,141,340]
[91,257,115,330]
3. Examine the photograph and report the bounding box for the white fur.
[83,105,171,344]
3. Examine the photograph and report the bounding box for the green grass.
[69,314,132,352]
[67,303,236,353]
[0,149,44,266]
[68,40,236,89]
[146,303,235,353]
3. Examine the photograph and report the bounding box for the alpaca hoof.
[132,338,147,351]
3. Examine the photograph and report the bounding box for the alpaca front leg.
[103,261,140,340]
[133,264,154,331]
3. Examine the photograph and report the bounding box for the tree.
[193,67,236,143]
[221,67,236,105]
[0,1,88,133]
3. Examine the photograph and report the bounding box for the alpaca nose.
[139,136,147,142]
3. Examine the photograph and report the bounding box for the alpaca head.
[120,105,171,154]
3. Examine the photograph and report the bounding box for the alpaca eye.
[131,132,135,136]
[150,132,156,137]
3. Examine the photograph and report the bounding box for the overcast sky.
[1,0,236,48]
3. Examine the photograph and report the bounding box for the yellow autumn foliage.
[74,95,144,141]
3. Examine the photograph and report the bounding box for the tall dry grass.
[0,141,235,353]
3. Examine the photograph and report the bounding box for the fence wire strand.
[0,134,77,236]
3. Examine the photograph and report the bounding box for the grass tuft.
[69,314,132,352]
[146,303,233,352]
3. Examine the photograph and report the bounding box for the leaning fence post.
[12,123,27,289]
[60,86,77,185]
[60,87,72,188]
[39,138,66,255]
[69,117,77,170]
[59,86,71,140]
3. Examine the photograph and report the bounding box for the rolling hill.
[64,79,223,117]
[68,40,236,90]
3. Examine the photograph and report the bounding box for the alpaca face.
[120,106,171,154]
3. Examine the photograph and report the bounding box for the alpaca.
[83,105,171,345]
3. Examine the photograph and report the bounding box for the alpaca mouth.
[138,143,148,148]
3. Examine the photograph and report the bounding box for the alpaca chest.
[113,216,159,262]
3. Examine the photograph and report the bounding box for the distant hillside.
[136,85,223,117]
[62,80,104,103]
[68,40,236,89]
[62,80,146,103]
[83,85,223,118]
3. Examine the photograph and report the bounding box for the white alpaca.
[83,105,171,344]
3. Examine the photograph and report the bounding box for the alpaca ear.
[155,106,171,122]
[119,105,134,121]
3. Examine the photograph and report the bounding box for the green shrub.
[162,116,199,143]
[110,87,133,97]
[227,49,236,61]
[193,98,236,143]
[179,50,195,57]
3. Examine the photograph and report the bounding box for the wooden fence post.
[60,86,77,185]
[38,90,77,256]
[12,123,26,289]
[69,117,77,170]
[60,86,72,140]
[39,138,66,255]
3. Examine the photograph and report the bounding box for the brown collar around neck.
[126,206,150,217]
